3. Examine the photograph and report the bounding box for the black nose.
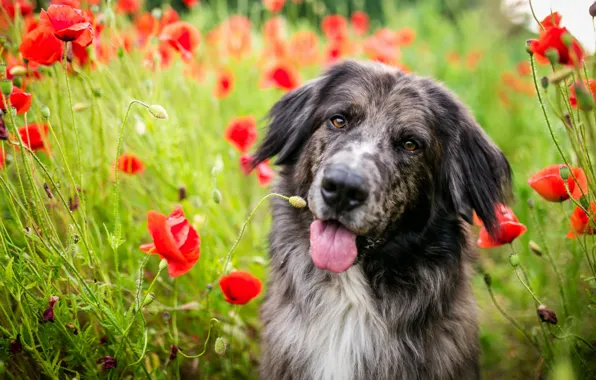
[321,165,369,212]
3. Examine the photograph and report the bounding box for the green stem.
[178,318,220,359]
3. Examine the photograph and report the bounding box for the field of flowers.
[0,0,595,378]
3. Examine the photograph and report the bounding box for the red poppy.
[528,164,587,202]
[256,161,274,187]
[116,0,140,14]
[260,62,300,92]
[225,116,257,153]
[0,88,32,115]
[396,27,416,46]
[566,202,596,238]
[350,11,369,36]
[477,204,527,248]
[214,69,235,99]
[184,61,207,83]
[2,0,34,19]
[182,0,198,9]
[50,0,81,8]
[363,28,400,65]
[288,31,319,67]
[219,271,262,305]
[465,50,483,70]
[263,0,285,13]
[569,80,596,109]
[19,20,65,65]
[539,12,561,31]
[516,61,531,76]
[159,21,201,60]
[208,16,252,59]
[139,206,201,278]
[44,5,93,46]
[263,16,285,44]
[135,13,157,42]
[158,7,179,33]
[115,153,145,175]
[239,154,253,175]
[0,145,5,169]
[18,123,50,152]
[322,15,348,42]
[530,27,583,66]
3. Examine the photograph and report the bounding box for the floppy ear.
[439,100,512,235]
[252,79,320,166]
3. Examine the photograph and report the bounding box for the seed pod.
[537,304,558,324]
[214,337,226,355]
[509,254,520,268]
[559,165,570,181]
[0,79,12,96]
[528,241,543,257]
[288,196,307,208]
[574,83,595,111]
[545,48,559,65]
[590,2,596,17]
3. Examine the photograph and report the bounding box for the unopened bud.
[559,165,570,180]
[148,104,168,119]
[8,65,27,77]
[545,48,559,65]
[212,189,222,204]
[0,80,12,96]
[525,39,535,55]
[529,240,543,257]
[537,304,558,324]
[590,2,596,18]
[214,337,226,355]
[288,196,307,208]
[159,259,168,271]
[40,105,50,119]
[483,273,492,287]
[509,254,520,267]
[12,77,22,88]
[574,83,595,111]
[560,32,573,47]
[540,76,549,90]
[142,293,155,307]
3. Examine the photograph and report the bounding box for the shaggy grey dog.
[252,60,511,380]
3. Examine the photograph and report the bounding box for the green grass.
[0,1,595,378]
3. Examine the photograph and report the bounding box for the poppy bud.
[0,79,12,96]
[529,241,543,257]
[214,337,226,355]
[574,83,595,111]
[44,183,54,199]
[12,77,22,89]
[93,88,102,98]
[169,345,179,360]
[525,40,535,55]
[40,105,51,119]
[42,295,59,323]
[159,258,168,271]
[72,103,89,112]
[206,283,213,291]
[151,8,163,20]
[212,189,222,204]
[163,311,171,322]
[590,2,596,17]
[9,334,23,355]
[178,186,187,201]
[98,356,117,370]
[563,113,573,129]
[540,76,549,90]
[142,292,155,307]
[148,104,168,119]
[288,196,307,208]
[0,114,7,140]
[483,273,492,287]
[8,66,26,77]
[509,254,520,267]
[560,32,573,47]
[537,304,558,324]
[559,165,570,180]
[544,48,559,65]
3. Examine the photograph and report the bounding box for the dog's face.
[254,61,511,272]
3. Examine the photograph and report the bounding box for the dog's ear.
[253,79,320,166]
[438,97,512,235]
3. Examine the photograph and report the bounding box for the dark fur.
[254,61,511,380]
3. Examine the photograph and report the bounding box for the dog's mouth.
[309,219,358,273]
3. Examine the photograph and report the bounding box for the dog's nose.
[321,165,368,212]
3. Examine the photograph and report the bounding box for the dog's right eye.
[329,115,347,129]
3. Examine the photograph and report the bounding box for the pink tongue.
[310,220,358,273]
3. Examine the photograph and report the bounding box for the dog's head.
[254,61,511,273]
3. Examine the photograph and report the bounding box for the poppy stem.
[178,318,220,359]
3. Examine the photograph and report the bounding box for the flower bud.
[9,334,23,355]
[169,345,179,360]
[547,68,573,85]
[142,292,155,307]
[178,186,187,201]
[525,39,535,55]
[509,254,520,268]
[559,165,570,180]
[212,189,222,204]
[148,104,168,119]
[560,32,573,47]
[483,273,492,287]
[0,79,12,96]
[159,259,168,271]
[162,311,171,322]
[40,105,51,119]
[590,2,596,17]
[151,8,162,20]
[98,356,117,370]
[72,103,89,112]
[540,76,549,90]
[12,77,22,89]
[214,337,226,355]
[537,304,558,324]
[528,240,543,257]
[288,196,307,208]
[8,65,27,77]
[544,48,559,65]
[574,83,595,111]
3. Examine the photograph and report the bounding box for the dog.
[252,60,511,380]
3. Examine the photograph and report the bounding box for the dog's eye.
[402,141,418,151]
[329,115,347,129]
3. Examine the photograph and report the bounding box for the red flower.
[0,146,5,170]
[263,16,286,44]
[363,28,401,65]
[115,153,145,175]
[239,154,275,187]
[528,164,588,202]
[516,61,531,76]
[260,62,300,92]
[209,15,252,59]
[288,31,319,67]
[0,87,32,115]
[19,20,65,65]
[2,0,34,19]
[477,205,527,248]
[566,202,596,238]
[350,11,369,36]
[219,271,262,305]
[159,21,201,60]
[539,12,561,31]
[396,27,416,46]
[182,0,198,8]
[225,116,257,153]
[569,80,596,109]
[530,27,583,66]
[159,7,179,33]
[44,5,93,46]
[116,0,140,14]
[321,15,348,42]
[18,123,50,152]
[240,154,252,174]
[214,69,235,99]
[139,206,201,278]
[263,0,285,13]
[50,0,81,8]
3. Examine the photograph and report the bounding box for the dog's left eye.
[402,140,418,151]
[329,115,347,129]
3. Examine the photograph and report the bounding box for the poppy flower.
[465,50,483,70]
[116,0,140,14]
[477,204,527,248]
[42,295,59,323]
[139,206,201,278]
[569,80,596,109]
[566,202,596,238]
[260,62,300,92]
[0,87,32,115]
[288,31,319,67]
[158,7,179,33]
[263,16,285,44]
[184,61,207,83]
[214,69,235,99]
[44,5,93,46]
[19,22,65,65]
[50,0,81,8]
[256,161,274,187]
[529,27,583,66]
[182,0,198,9]
[115,153,145,175]
[395,27,416,46]
[322,15,348,42]
[209,16,252,59]
[263,0,285,13]
[219,271,262,305]
[239,154,253,175]
[350,11,369,36]
[225,116,257,153]
[159,21,201,60]
[539,12,561,31]
[516,61,531,76]
[363,29,401,65]
[135,13,157,43]
[18,123,50,152]
[0,146,5,170]
[528,164,587,202]
[2,0,34,19]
